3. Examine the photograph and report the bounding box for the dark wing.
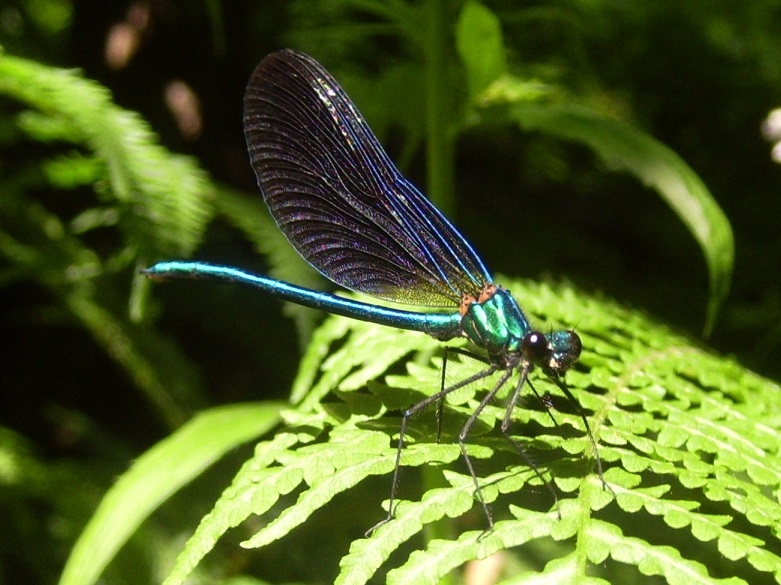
[243,49,492,307]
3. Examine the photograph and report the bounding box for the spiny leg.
[524,376,561,429]
[500,367,561,518]
[551,376,614,495]
[456,368,515,531]
[436,347,491,443]
[366,363,499,536]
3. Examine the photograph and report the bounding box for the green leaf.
[456,0,507,104]
[506,103,734,337]
[59,402,284,585]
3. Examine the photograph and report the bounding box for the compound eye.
[567,331,582,361]
[521,332,550,366]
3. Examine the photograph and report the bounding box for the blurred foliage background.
[0,0,779,583]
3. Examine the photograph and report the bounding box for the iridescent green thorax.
[459,284,581,374]
[459,285,532,361]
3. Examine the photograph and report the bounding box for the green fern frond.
[123,279,780,584]
[0,52,212,425]
[0,52,212,260]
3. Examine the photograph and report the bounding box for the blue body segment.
[144,261,462,340]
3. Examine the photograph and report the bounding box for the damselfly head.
[547,329,582,375]
[521,329,581,377]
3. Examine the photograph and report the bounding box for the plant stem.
[423,0,456,218]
